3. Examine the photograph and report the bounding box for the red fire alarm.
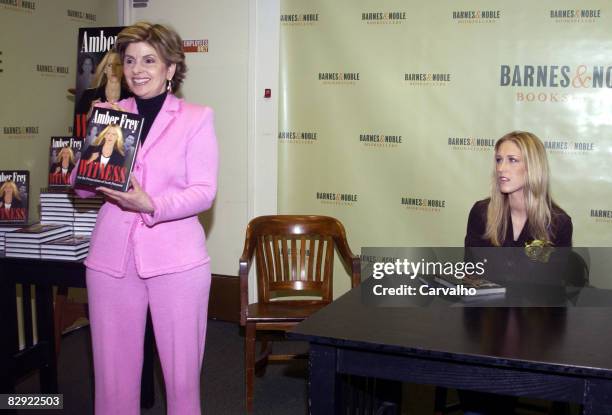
[264,88,271,98]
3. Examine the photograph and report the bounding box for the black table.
[290,284,612,414]
[0,256,155,409]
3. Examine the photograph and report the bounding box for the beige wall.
[127,0,251,277]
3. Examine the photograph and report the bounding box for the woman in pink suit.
[72,22,218,415]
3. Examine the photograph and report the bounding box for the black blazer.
[0,198,23,209]
[465,198,573,247]
[75,86,131,115]
[49,162,75,174]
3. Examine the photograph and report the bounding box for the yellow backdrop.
[279,0,612,297]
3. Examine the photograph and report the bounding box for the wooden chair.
[239,215,361,412]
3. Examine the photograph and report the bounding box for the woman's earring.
[166,79,173,93]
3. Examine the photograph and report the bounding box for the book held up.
[74,107,143,192]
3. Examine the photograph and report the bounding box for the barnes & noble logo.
[3,126,39,138]
[1,0,35,11]
[550,9,601,23]
[360,254,401,265]
[279,131,318,144]
[452,10,500,23]
[281,13,319,25]
[360,133,402,148]
[183,40,208,53]
[448,137,495,151]
[500,65,612,88]
[67,9,96,22]
[361,12,406,24]
[316,192,358,207]
[591,209,612,224]
[401,197,446,212]
[319,72,360,85]
[500,64,612,103]
[544,138,595,153]
[405,73,451,87]
[36,64,69,77]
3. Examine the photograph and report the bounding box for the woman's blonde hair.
[92,124,125,156]
[56,147,75,164]
[92,50,123,89]
[0,180,21,201]
[485,131,554,246]
[115,22,186,93]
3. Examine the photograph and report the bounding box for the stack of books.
[0,225,24,253]
[74,198,103,236]
[39,188,103,236]
[4,224,72,259]
[40,235,90,261]
[39,189,76,228]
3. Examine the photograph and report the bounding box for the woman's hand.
[109,102,128,112]
[96,176,154,214]
[87,99,102,119]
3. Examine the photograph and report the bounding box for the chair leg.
[245,323,256,412]
[255,339,272,377]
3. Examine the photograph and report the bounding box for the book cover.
[73,26,126,138]
[74,107,144,192]
[0,170,29,224]
[49,137,83,187]
[434,274,505,296]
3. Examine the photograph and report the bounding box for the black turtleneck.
[135,91,167,144]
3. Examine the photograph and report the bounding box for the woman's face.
[123,42,176,99]
[82,57,94,74]
[495,141,526,195]
[104,55,122,81]
[124,135,135,149]
[60,150,70,163]
[2,186,13,203]
[104,129,119,147]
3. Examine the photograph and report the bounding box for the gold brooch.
[525,239,554,263]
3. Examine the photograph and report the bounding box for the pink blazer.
[73,94,218,278]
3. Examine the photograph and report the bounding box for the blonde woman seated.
[465,130,572,248]
[83,124,125,167]
[461,130,572,415]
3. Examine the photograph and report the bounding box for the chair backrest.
[242,215,359,304]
